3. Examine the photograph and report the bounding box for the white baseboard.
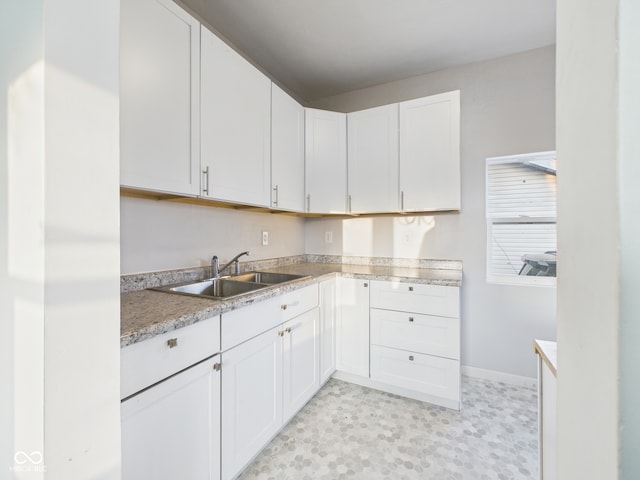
[332,370,461,410]
[462,365,537,388]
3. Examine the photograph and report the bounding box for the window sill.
[487,275,556,288]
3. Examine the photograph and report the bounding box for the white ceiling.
[181,0,556,102]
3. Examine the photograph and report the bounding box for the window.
[486,151,557,286]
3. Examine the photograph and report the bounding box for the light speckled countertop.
[121,262,462,348]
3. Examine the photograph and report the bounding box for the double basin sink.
[152,271,309,300]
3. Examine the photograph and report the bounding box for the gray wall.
[120,196,306,274]
[307,46,556,379]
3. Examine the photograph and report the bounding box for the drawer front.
[370,308,459,359]
[370,281,459,318]
[370,345,460,402]
[222,284,319,351]
[276,284,319,323]
[121,316,220,399]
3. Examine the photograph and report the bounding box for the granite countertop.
[121,262,462,348]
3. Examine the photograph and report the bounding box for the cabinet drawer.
[277,284,319,323]
[370,281,459,318]
[222,284,318,351]
[370,345,460,402]
[121,316,220,399]
[370,308,459,359]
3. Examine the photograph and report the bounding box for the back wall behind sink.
[120,195,306,274]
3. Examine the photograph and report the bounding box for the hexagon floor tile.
[238,376,538,480]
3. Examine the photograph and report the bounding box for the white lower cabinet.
[122,277,462,480]
[282,309,320,423]
[221,326,283,480]
[336,277,370,377]
[370,345,460,404]
[318,278,337,384]
[220,284,320,479]
[370,280,461,409]
[121,356,221,480]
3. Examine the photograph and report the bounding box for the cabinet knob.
[167,338,178,348]
[278,330,285,337]
[408,317,414,322]
[363,283,368,288]
[285,327,291,334]
[409,355,414,361]
[408,286,414,292]
[213,362,221,372]
[281,304,287,310]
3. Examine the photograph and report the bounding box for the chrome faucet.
[211,250,250,278]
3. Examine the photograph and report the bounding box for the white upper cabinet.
[120,0,200,195]
[304,108,347,214]
[201,26,272,207]
[271,84,305,211]
[347,104,399,213]
[399,90,460,211]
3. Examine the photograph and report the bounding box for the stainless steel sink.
[231,271,309,285]
[150,271,309,300]
[152,277,268,299]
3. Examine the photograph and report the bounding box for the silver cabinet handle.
[281,300,300,310]
[400,191,405,211]
[167,338,178,348]
[278,327,292,337]
[348,195,352,212]
[409,355,414,361]
[408,286,414,292]
[363,282,368,288]
[409,317,414,322]
[273,185,278,207]
[202,166,210,195]
[306,194,311,212]
[213,362,221,371]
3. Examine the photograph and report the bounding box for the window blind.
[486,151,557,282]
[489,222,557,276]
[487,161,557,218]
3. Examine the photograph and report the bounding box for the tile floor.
[239,376,538,480]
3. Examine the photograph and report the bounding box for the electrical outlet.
[325,231,333,244]
[262,231,269,246]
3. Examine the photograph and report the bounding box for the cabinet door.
[120,0,200,195]
[121,357,220,480]
[319,278,337,384]
[347,104,399,213]
[221,327,282,480]
[399,90,460,211]
[282,309,320,422]
[201,27,271,207]
[336,278,370,377]
[271,83,305,211]
[304,108,347,213]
